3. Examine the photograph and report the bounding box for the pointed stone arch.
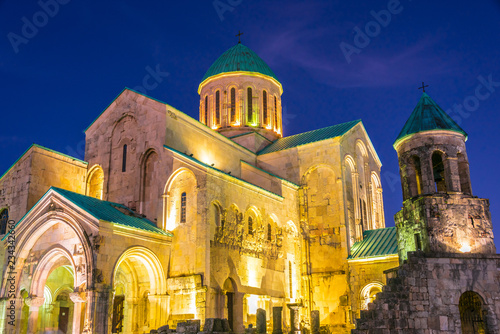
[139,148,161,223]
[111,246,168,332]
[86,164,104,200]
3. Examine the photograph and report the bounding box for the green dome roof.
[201,43,278,83]
[394,92,467,147]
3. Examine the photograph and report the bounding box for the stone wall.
[396,194,496,261]
[347,256,399,325]
[353,252,500,333]
[0,145,87,224]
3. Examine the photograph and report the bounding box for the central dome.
[200,43,278,83]
[198,43,284,147]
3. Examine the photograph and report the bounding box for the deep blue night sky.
[1,1,499,246]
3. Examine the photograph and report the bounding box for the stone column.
[93,285,112,334]
[310,310,319,334]
[287,304,301,334]
[272,307,283,334]
[25,296,44,334]
[256,308,266,334]
[70,291,88,334]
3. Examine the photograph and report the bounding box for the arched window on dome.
[274,96,278,129]
[230,88,236,123]
[215,90,220,126]
[263,90,268,125]
[204,95,208,125]
[247,87,253,124]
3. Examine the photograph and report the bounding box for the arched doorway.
[223,278,237,331]
[31,251,77,333]
[459,291,487,334]
[112,247,167,333]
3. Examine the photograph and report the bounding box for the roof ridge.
[258,119,361,155]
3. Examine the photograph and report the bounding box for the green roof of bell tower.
[201,43,278,83]
[394,92,467,148]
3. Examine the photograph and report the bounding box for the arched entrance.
[223,278,244,332]
[459,291,487,334]
[30,248,79,333]
[112,247,167,334]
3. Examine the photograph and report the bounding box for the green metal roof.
[52,187,171,236]
[258,119,361,155]
[394,93,467,147]
[201,43,278,82]
[348,227,398,260]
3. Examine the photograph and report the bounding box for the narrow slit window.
[215,91,220,125]
[247,87,253,123]
[263,90,268,125]
[248,216,253,235]
[274,96,278,128]
[267,223,272,241]
[0,209,8,235]
[415,233,422,251]
[180,192,187,223]
[122,144,127,172]
[230,88,236,123]
[204,96,208,125]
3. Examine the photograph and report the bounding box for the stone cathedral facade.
[0,42,498,334]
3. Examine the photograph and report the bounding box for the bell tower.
[394,92,495,260]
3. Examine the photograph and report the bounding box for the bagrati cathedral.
[1,41,499,334]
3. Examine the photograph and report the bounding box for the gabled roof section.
[394,93,467,147]
[201,43,278,83]
[348,227,398,260]
[258,119,361,155]
[52,187,171,236]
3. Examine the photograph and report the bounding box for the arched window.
[215,91,220,125]
[0,209,8,235]
[360,283,383,310]
[122,144,127,172]
[263,90,268,125]
[459,291,487,333]
[267,223,272,241]
[180,192,187,223]
[432,152,447,192]
[274,96,278,128]
[87,166,104,200]
[230,88,236,123]
[247,87,253,123]
[289,261,293,298]
[204,95,208,125]
[248,216,253,235]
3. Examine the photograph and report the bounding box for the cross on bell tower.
[418,82,429,93]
